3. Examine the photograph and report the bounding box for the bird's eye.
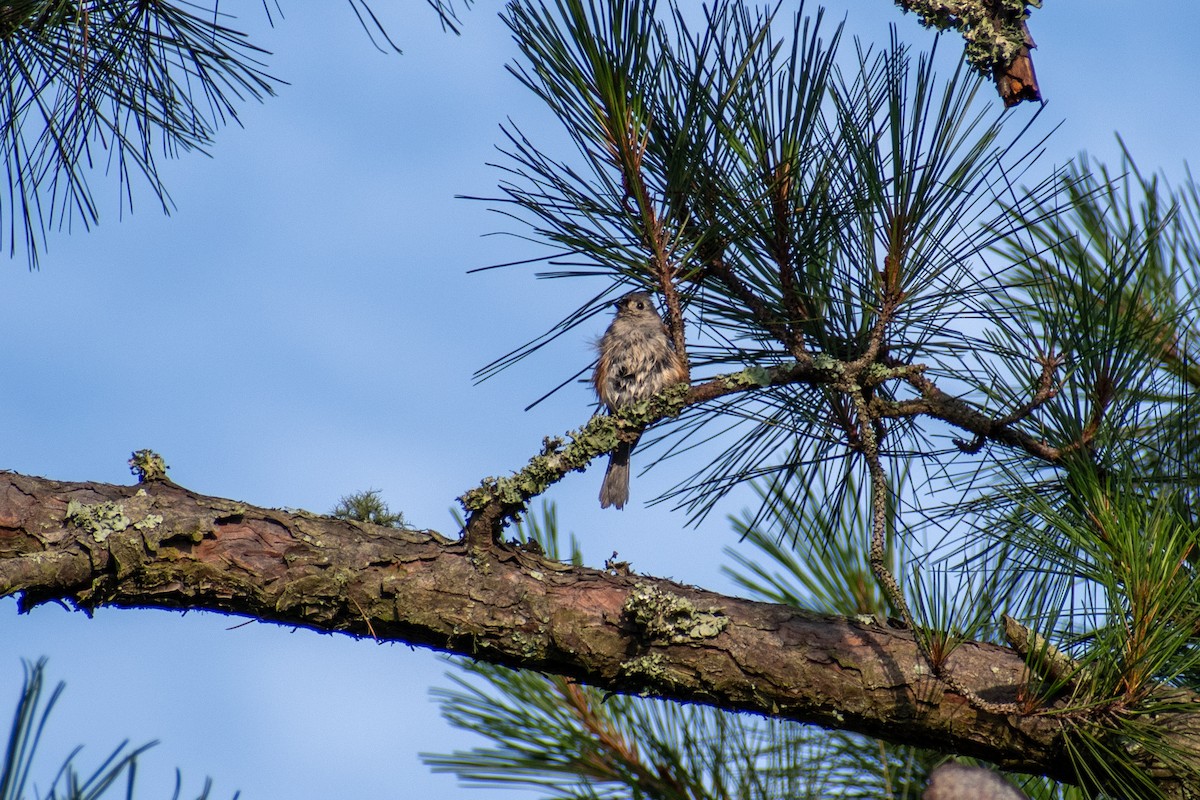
[635,301,645,309]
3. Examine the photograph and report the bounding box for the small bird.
[593,291,688,509]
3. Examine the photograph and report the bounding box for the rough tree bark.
[8,469,1200,792]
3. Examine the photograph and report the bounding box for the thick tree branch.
[0,470,1079,783]
[8,470,1200,792]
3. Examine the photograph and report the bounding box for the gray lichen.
[134,514,163,531]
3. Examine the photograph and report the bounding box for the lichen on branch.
[896,0,1039,73]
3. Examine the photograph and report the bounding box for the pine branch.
[461,349,1067,545]
[0,469,1118,789]
[8,468,1200,794]
[0,0,280,267]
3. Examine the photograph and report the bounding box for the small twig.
[897,364,1062,463]
[956,351,1063,454]
[767,157,807,339]
[350,595,379,641]
[854,389,912,630]
[1003,613,1084,692]
[658,259,689,370]
[939,669,1024,716]
[857,385,1024,716]
[460,362,840,545]
[703,252,809,359]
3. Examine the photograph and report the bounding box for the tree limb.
[461,358,1065,545]
[7,469,1200,792]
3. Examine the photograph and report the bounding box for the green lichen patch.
[623,584,728,644]
[812,353,844,374]
[899,0,1037,73]
[134,514,164,531]
[128,449,169,482]
[65,499,132,542]
[722,366,773,389]
[619,652,679,688]
[66,497,164,544]
[864,361,919,385]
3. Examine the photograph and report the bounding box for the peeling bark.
[994,21,1041,106]
[0,470,1192,789]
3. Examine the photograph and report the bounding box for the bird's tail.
[599,439,635,510]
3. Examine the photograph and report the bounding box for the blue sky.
[3,2,1199,798]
